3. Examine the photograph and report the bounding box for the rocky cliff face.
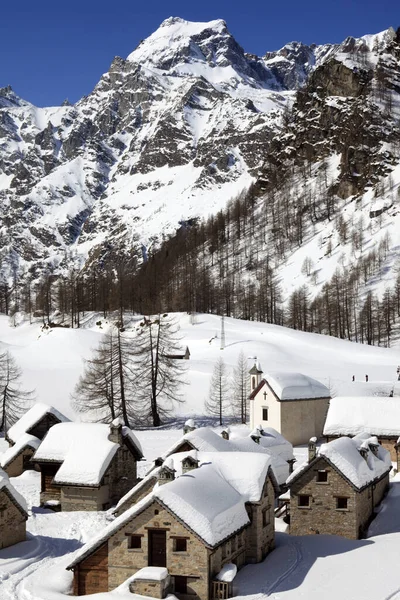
[0,19,399,294]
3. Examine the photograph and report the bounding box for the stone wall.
[107,444,138,505]
[3,447,36,477]
[61,485,110,511]
[290,456,359,538]
[107,499,210,600]
[245,475,275,563]
[130,574,170,598]
[114,476,156,517]
[0,492,26,549]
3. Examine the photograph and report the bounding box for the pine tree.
[231,350,249,424]
[205,357,230,426]
[0,350,35,434]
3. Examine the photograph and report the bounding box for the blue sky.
[1,0,397,106]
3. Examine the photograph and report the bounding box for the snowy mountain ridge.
[0,20,399,323]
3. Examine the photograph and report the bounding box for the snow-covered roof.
[33,422,141,487]
[197,452,278,501]
[263,372,331,401]
[160,426,291,486]
[155,463,250,546]
[7,402,70,444]
[0,468,28,515]
[324,396,400,437]
[114,468,160,513]
[162,427,232,456]
[0,433,40,469]
[287,436,391,490]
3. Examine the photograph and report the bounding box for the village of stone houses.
[1,313,400,600]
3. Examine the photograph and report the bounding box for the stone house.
[165,346,190,360]
[67,452,279,599]
[3,403,70,477]
[6,402,70,446]
[31,419,143,511]
[287,434,391,539]
[159,425,293,483]
[113,427,292,517]
[0,469,28,549]
[324,395,400,461]
[0,434,41,477]
[248,364,331,446]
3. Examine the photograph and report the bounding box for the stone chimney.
[182,454,199,474]
[287,458,297,474]
[154,457,164,467]
[108,417,124,444]
[308,437,317,463]
[251,429,261,444]
[368,438,379,457]
[221,428,230,440]
[183,419,196,435]
[157,464,176,486]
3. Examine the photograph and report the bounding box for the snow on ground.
[0,311,399,421]
[2,313,400,598]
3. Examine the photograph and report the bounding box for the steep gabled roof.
[0,469,28,517]
[32,422,142,487]
[287,436,391,491]
[250,372,330,401]
[7,402,70,444]
[0,433,40,469]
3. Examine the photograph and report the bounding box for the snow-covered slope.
[0,311,398,420]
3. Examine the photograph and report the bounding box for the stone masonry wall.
[107,445,138,506]
[114,476,156,517]
[61,485,110,511]
[0,492,26,549]
[290,457,359,539]
[245,476,275,563]
[108,499,210,600]
[3,447,35,477]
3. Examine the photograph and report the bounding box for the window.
[298,495,310,508]
[316,470,328,483]
[262,509,270,527]
[128,535,142,549]
[252,377,256,390]
[174,537,187,552]
[175,576,188,594]
[262,407,268,421]
[336,497,348,510]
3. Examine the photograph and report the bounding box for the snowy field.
[1,313,400,598]
[0,311,399,421]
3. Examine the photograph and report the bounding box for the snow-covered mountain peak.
[125,16,268,90]
[0,85,29,109]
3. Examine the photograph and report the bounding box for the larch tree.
[0,350,35,434]
[205,356,230,426]
[231,350,249,424]
[132,314,187,427]
[72,327,133,425]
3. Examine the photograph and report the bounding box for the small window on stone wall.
[316,470,328,483]
[336,497,348,510]
[128,535,142,549]
[174,537,187,552]
[262,508,270,527]
[298,494,310,508]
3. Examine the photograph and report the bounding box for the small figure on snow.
[365,374,369,382]
[352,375,355,382]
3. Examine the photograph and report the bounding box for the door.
[148,530,167,567]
